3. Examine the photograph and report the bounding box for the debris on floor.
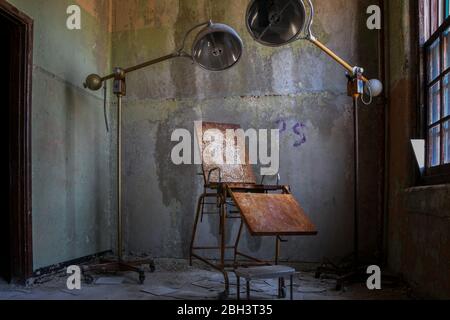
[94,277,125,285]
[141,286,179,297]
[0,260,412,300]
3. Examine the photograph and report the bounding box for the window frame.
[421,0,450,184]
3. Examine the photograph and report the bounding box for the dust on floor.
[0,261,411,300]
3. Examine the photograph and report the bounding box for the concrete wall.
[6,0,386,270]
[7,0,113,270]
[112,0,384,262]
[386,0,450,299]
[8,0,448,297]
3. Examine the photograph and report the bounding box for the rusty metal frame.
[189,179,294,297]
[190,122,317,298]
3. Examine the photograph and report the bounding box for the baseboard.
[32,250,112,278]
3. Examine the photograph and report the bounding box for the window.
[422,0,450,181]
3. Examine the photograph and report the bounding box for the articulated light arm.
[306,34,384,98]
[308,37,369,83]
[84,51,188,91]
[84,21,211,91]
[302,0,382,98]
[303,0,368,82]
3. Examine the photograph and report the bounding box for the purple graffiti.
[293,136,307,147]
[276,119,287,133]
[293,122,306,135]
[275,120,307,148]
[293,123,307,147]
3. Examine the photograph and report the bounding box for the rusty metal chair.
[189,122,317,299]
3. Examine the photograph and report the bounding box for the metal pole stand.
[315,69,367,290]
[82,68,154,284]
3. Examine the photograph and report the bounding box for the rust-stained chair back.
[195,122,257,185]
[191,121,317,299]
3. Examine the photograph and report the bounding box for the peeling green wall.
[6,0,386,270]
[112,0,384,262]
[6,0,113,270]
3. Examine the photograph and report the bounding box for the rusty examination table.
[189,122,318,299]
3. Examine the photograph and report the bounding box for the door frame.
[0,0,33,282]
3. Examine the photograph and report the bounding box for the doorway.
[0,13,11,282]
[0,1,33,283]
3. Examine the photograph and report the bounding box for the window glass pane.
[444,28,450,69]
[428,39,441,82]
[429,82,441,124]
[444,121,450,164]
[429,125,441,167]
[445,75,450,116]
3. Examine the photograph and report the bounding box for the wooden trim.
[416,0,427,188]
[0,0,33,282]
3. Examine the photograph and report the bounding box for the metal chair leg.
[189,194,205,266]
[278,277,287,298]
[234,221,243,265]
[290,275,294,300]
[237,276,240,300]
[220,189,226,268]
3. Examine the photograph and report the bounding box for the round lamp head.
[192,22,244,71]
[84,74,103,91]
[246,0,306,46]
[367,79,383,97]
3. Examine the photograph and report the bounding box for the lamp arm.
[302,0,367,82]
[308,37,369,82]
[178,21,211,53]
[124,52,189,74]
[305,0,314,40]
[86,21,211,88]
[97,52,183,82]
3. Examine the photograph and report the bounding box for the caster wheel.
[218,291,229,300]
[149,264,156,273]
